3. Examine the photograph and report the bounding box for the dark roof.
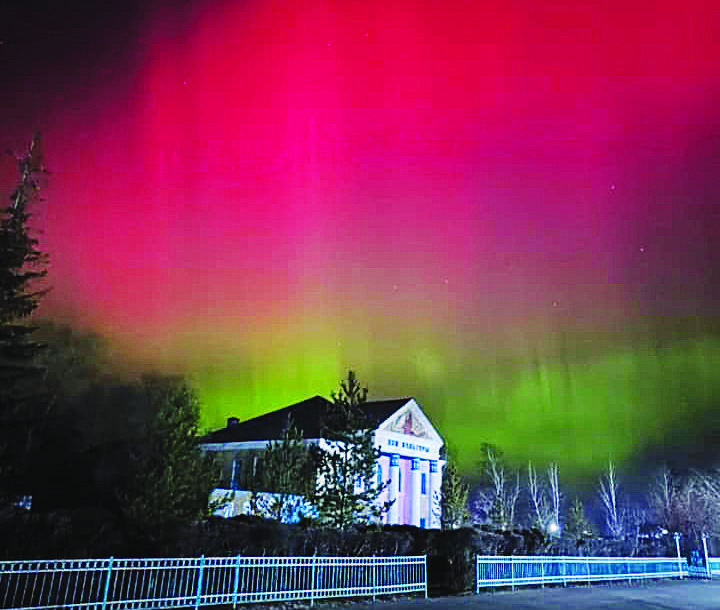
[203,395,413,443]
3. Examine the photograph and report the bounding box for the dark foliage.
[313,370,385,529]
[440,455,469,529]
[261,420,315,519]
[0,135,49,505]
[24,324,156,513]
[0,324,220,558]
[0,508,131,560]
[0,503,683,595]
[121,376,219,553]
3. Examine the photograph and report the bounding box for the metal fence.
[476,556,687,591]
[0,555,427,610]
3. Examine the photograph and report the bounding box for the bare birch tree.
[548,463,562,534]
[475,445,520,530]
[528,461,555,532]
[647,469,720,542]
[686,469,720,538]
[508,470,521,530]
[528,461,545,527]
[623,503,650,556]
[598,459,624,538]
[485,446,508,528]
[649,464,677,531]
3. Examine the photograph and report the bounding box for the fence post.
[195,556,206,610]
[475,556,479,595]
[561,558,567,587]
[310,554,317,607]
[586,556,591,587]
[101,557,114,610]
[510,557,515,591]
[540,559,544,588]
[372,556,376,602]
[703,533,711,580]
[232,555,241,608]
[674,533,683,580]
[423,556,428,599]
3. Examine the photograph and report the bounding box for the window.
[420,518,426,528]
[421,472,427,495]
[377,463,383,486]
[398,469,402,493]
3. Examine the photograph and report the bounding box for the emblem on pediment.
[390,410,427,438]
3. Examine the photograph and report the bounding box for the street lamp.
[674,532,684,579]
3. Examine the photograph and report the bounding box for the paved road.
[347,580,720,610]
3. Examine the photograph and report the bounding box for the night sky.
[2,0,720,483]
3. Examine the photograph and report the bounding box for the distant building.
[201,395,445,528]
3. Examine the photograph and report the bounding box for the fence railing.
[0,555,427,610]
[476,556,687,591]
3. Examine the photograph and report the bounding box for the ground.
[331,580,720,610]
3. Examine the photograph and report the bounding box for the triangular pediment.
[376,399,443,446]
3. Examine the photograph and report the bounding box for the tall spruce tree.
[0,134,49,504]
[312,370,385,529]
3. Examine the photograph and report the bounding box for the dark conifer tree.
[0,134,49,504]
[440,456,469,529]
[312,370,386,529]
[261,419,315,520]
[565,496,596,543]
[122,377,219,548]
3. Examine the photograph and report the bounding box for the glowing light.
[22,0,720,482]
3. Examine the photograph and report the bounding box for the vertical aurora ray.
[12,0,720,480]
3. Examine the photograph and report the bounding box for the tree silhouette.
[312,370,386,529]
[0,134,49,506]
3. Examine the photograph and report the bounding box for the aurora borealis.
[2,0,720,482]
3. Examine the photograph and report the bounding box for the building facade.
[201,396,445,528]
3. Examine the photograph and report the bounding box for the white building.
[201,395,445,528]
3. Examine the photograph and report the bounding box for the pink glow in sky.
[3,0,720,476]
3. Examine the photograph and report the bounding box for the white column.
[388,453,400,525]
[230,457,239,490]
[419,459,429,528]
[411,458,421,527]
[429,460,442,529]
